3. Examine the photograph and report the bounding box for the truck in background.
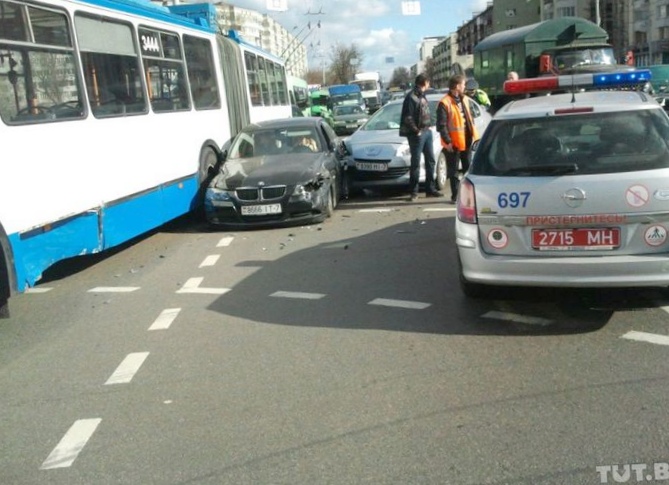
[473,17,624,112]
[349,72,382,113]
[328,84,366,112]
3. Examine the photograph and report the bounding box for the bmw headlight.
[396,143,411,158]
[292,184,312,199]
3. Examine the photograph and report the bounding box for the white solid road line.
[87,287,140,293]
[271,291,326,300]
[148,308,181,331]
[176,277,230,295]
[423,207,456,212]
[621,331,669,346]
[358,208,393,213]
[25,287,53,293]
[368,298,431,310]
[217,236,234,247]
[482,311,553,326]
[40,418,102,470]
[105,352,150,385]
[199,255,220,267]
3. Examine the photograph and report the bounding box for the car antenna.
[570,74,577,104]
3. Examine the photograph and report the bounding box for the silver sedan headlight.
[396,143,411,158]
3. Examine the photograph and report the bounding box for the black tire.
[325,185,335,218]
[194,146,219,221]
[0,246,9,319]
[459,272,490,299]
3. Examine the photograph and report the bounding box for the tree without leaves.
[389,66,411,90]
[328,43,363,85]
[306,69,325,86]
[424,57,437,87]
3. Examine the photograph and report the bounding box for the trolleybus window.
[244,51,261,106]
[0,1,83,124]
[139,27,189,112]
[276,63,287,105]
[258,56,270,105]
[75,14,146,117]
[183,35,220,110]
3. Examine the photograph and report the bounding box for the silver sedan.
[341,93,491,195]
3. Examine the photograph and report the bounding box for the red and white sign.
[626,184,649,208]
[487,228,508,249]
[644,225,667,247]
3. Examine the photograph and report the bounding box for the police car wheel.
[459,266,490,299]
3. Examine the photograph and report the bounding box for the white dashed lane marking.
[88,287,140,293]
[217,236,234,247]
[482,311,553,326]
[368,298,430,310]
[25,287,52,293]
[271,291,326,300]
[148,308,181,331]
[105,352,150,385]
[40,418,101,470]
[359,208,393,213]
[199,255,220,268]
[621,331,669,346]
[176,277,230,295]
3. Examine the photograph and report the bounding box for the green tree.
[328,43,363,85]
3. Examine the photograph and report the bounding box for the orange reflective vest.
[439,95,480,151]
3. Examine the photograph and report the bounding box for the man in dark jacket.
[399,73,443,201]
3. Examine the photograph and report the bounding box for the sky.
[225,0,490,82]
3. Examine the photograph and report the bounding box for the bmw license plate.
[356,162,387,171]
[531,228,620,250]
[241,204,282,216]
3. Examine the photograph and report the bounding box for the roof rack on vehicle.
[503,69,652,95]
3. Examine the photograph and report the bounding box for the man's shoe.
[426,191,444,198]
[409,193,418,201]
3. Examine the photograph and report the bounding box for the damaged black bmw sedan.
[205,117,344,228]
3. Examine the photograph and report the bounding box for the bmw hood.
[214,153,328,189]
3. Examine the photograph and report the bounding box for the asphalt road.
[2,193,669,485]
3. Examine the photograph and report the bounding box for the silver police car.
[456,70,669,297]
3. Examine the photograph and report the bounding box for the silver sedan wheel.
[436,151,447,190]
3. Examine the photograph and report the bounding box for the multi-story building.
[629,0,669,65]
[492,0,541,32]
[411,35,446,79]
[213,3,308,78]
[457,4,494,57]
[432,34,473,88]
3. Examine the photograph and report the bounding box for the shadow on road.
[204,214,653,337]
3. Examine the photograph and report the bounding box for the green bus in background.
[309,89,334,127]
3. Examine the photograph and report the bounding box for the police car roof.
[493,90,660,120]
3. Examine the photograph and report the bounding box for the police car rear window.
[471,109,669,176]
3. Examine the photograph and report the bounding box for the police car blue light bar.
[504,69,652,95]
